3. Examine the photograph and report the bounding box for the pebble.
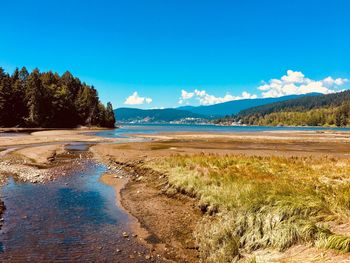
[122,232,129,238]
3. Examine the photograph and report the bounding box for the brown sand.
[14,144,65,164]
[0,128,114,147]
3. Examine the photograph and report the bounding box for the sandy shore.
[0,129,114,183]
[91,130,350,162]
[0,129,115,147]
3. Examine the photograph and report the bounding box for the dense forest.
[0,67,115,128]
[214,90,350,127]
[239,90,350,116]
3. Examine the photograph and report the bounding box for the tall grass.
[148,154,350,262]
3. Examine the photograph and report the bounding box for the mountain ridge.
[114,93,322,123]
[176,93,322,117]
[114,108,206,123]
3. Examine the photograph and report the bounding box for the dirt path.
[120,165,201,263]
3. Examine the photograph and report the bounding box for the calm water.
[95,123,350,138]
[0,150,150,262]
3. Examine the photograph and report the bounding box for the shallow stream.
[0,145,151,262]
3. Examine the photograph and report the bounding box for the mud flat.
[0,130,168,262]
[0,128,115,148]
[91,130,350,263]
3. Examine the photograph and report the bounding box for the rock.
[145,254,151,260]
[116,249,121,253]
[136,176,143,181]
[122,232,129,238]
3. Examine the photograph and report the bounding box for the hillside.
[116,94,321,123]
[239,90,350,116]
[177,93,320,117]
[234,90,350,127]
[114,108,206,123]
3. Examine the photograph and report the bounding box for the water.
[0,158,149,262]
[95,123,350,138]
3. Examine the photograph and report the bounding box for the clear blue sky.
[1,0,350,108]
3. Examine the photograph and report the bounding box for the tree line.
[214,90,350,127]
[0,67,115,128]
[237,102,350,127]
[239,90,350,116]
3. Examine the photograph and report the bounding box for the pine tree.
[0,67,117,128]
[105,102,116,127]
[25,69,44,127]
[0,68,13,126]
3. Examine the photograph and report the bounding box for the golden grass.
[148,154,350,262]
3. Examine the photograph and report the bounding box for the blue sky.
[1,0,350,108]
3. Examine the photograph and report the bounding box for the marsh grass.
[148,154,350,262]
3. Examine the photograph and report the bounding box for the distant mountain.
[238,91,349,116]
[114,93,322,123]
[234,90,350,127]
[114,108,206,123]
[177,93,321,117]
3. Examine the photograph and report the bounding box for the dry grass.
[148,154,350,262]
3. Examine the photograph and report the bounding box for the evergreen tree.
[0,67,115,128]
[25,69,44,126]
[0,68,12,126]
[105,102,116,127]
[11,68,27,126]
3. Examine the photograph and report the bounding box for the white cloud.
[179,89,257,105]
[124,91,153,105]
[259,70,348,98]
[322,76,347,86]
[181,90,194,99]
[177,70,348,106]
[149,106,165,109]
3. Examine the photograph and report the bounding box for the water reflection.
[0,161,148,262]
[96,123,350,139]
